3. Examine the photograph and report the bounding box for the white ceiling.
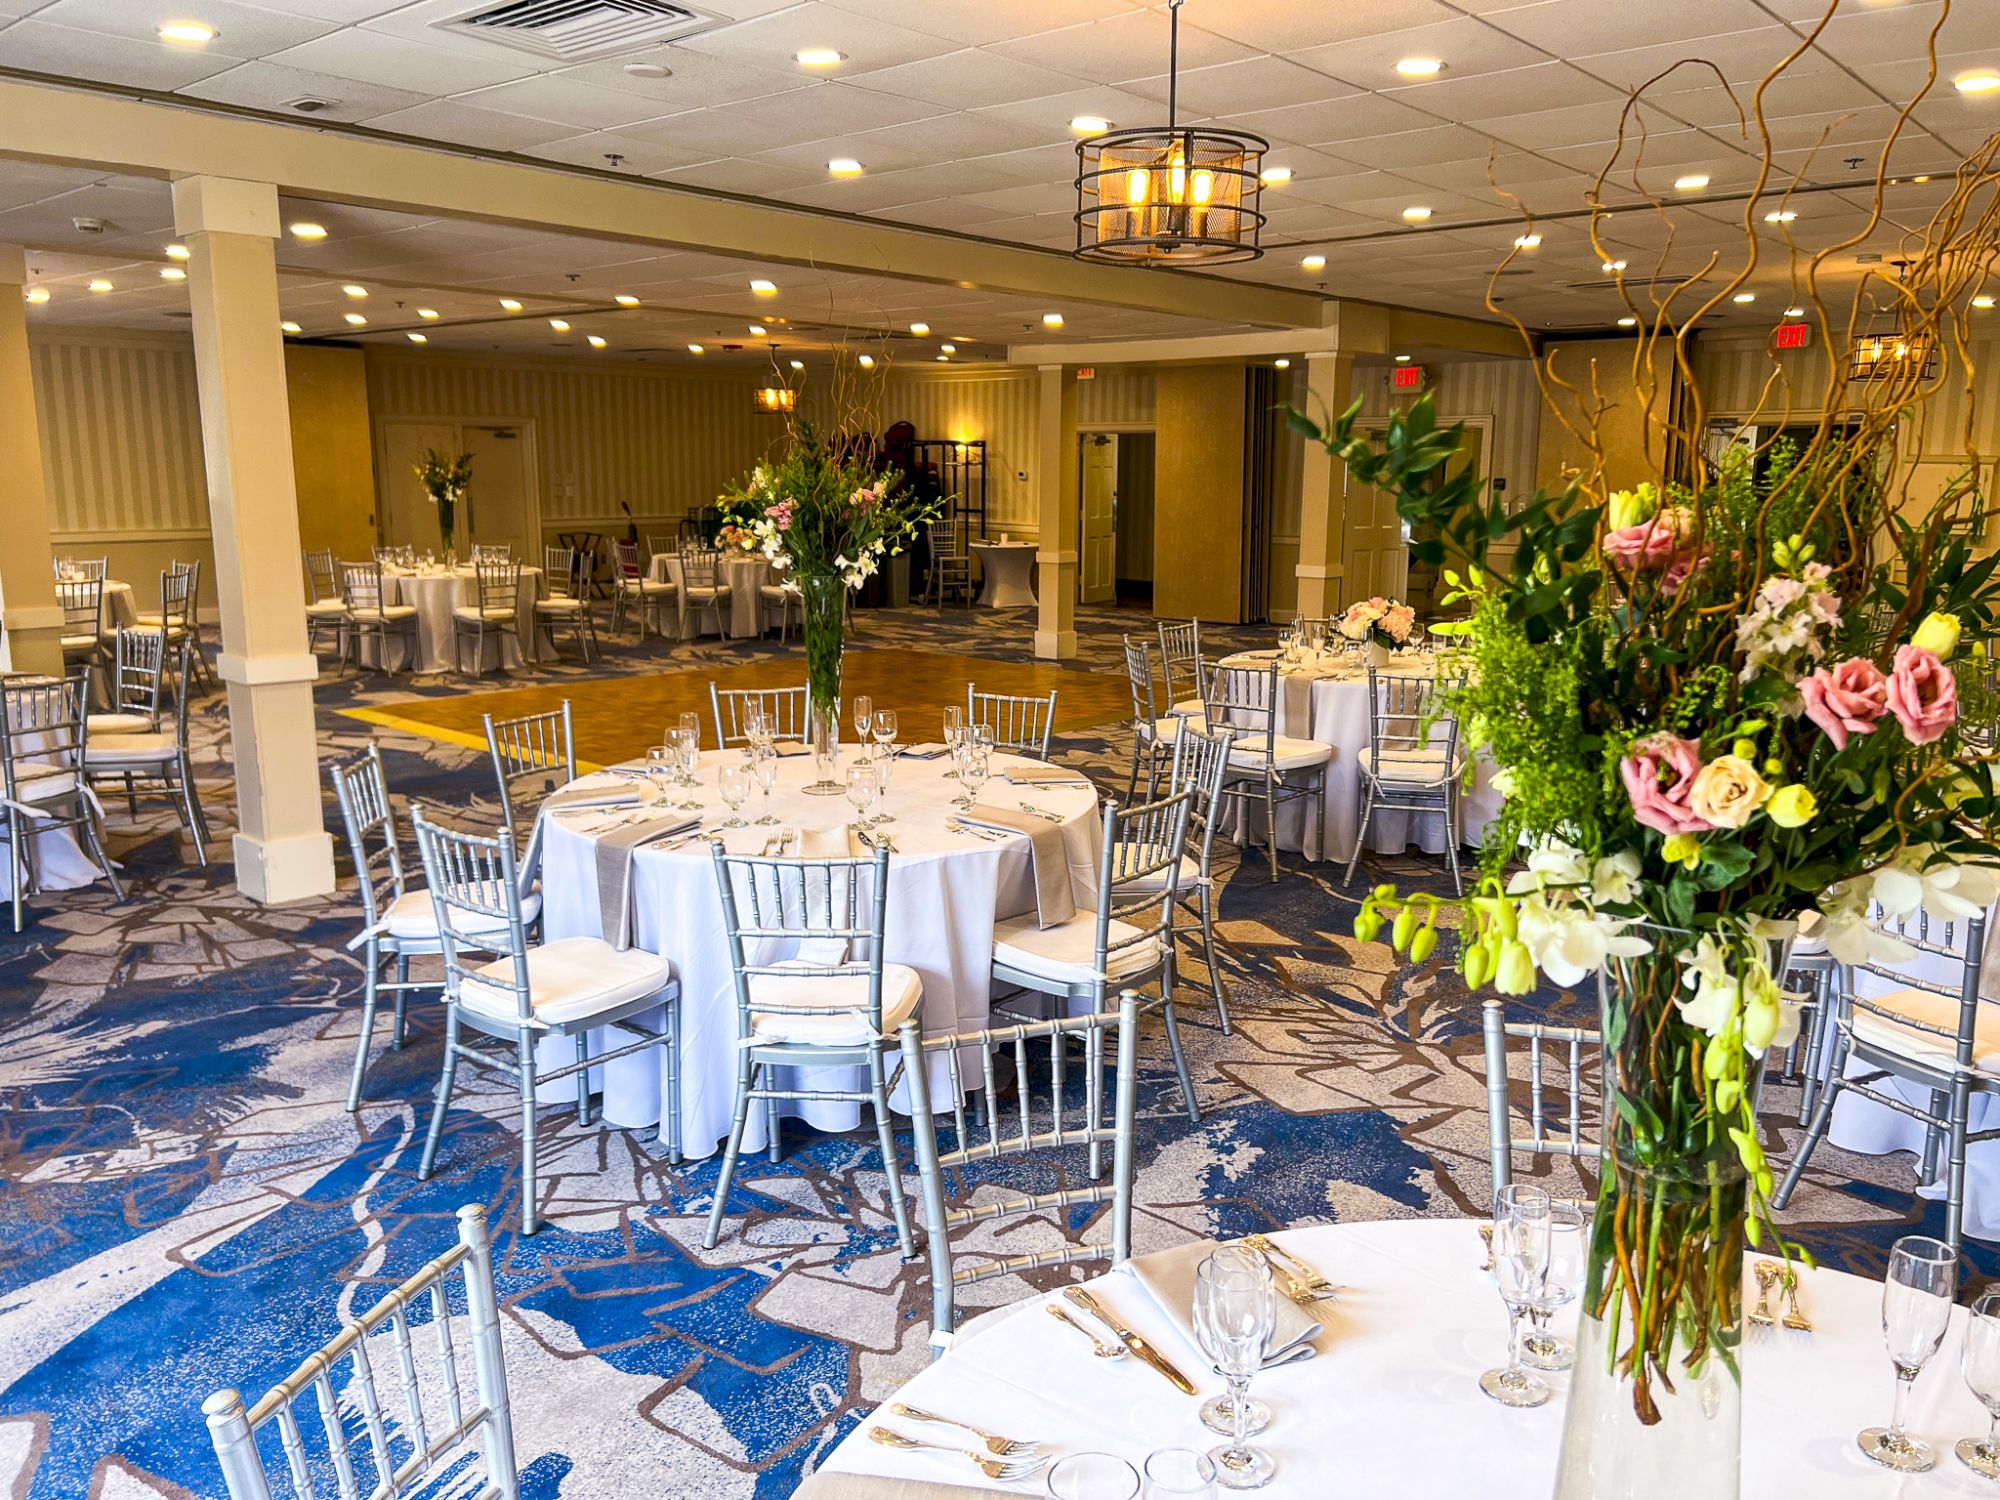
[0,0,1993,342]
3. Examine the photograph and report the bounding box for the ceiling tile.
[619,109,831,156]
[648,157,831,195]
[273,27,535,94]
[670,3,961,76]
[1572,27,1838,94]
[707,80,948,135]
[1295,17,1553,90]
[1332,124,1513,171]
[1481,0,1780,56]
[524,132,719,177]
[453,76,686,132]
[847,110,1053,163]
[359,98,578,153]
[26,0,336,56]
[1187,0,1464,53]
[551,50,813,110]
[0,18,237,89]
[984,12,1258,86]
[178,59,428,118]
[970,84,1160,138]
[1218,91,1439,147]
[1120,55,1363,115]
[822,0,1138,48]
[749,135,935,173]
[843,48,1091,109]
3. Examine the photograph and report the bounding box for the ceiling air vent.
[436,0,723,62]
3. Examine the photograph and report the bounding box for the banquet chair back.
[54,556,107,581]
[900,990,1140,1350]
[302,548,350,656]
[710,683,809,749]
[453,559,521,675]
[1481,998,1601,1199]
[303,549,341,604]
[1203,659,1332,882]
[1121,636,1174,802]
[967,685,1057,760]
[703,844,916,1258]
[54,577,104,666]
[1162,720,1240,1038]
[83,634,209,862]
[608,538,675,639]
[1157,619,1205,716]
[680,545,732,637]
[1,668,122,930]
[342,561,390,614]
[1343,667,1467,895]
[534,545,596,664]
[339,561,418,675]
[1776,909,1992,1254]
[483,701,575,839]
[201,1203,519,1500]
[925,519,972,609]
[102,627,169,731]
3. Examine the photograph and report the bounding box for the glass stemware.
[718,764,751,828]
[752,749,780,825]
[871,748,895,824]
[1521,1201,1585,1371]
[853,694,874,759]
[676,728,703,811]
[1862,1234,1958,1471]
[645,746,675,807]
[846,764,877,828]
[1960,1287,2000,1478]
[872,709,898,760]
[1192,1247,1277,1490]
[1046,1454,1141,1500]
[677,712,702,779]
[956,747,989,811]
[1480,1183,1553,1408]
[942,706,963,778]
[1142,1449,1216,1499]
[743,700,767,748]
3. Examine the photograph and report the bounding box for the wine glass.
[752,749,780,825]
[676,728,703,811]
[645,746,675,807]
[719,764,751,828]
[845,764,877,828]
[1522,1202,1585,1371]
[956,746,989,811]
[1142,1450,1215,1499]
[1479,1183,1553,1408]
[1862,1234,1958,1471]
[852,694,874,758]
[1960,1287,2000,1478]
[872,709,899,761]
[1192,1247,1276,1490]
[1046,1454,1140,1500]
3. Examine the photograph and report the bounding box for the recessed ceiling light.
[1975,295,1997,310]
[688,343,704,354]
[1764,210,1798,223]
[623,62,670,78]
[157,20,216,43]
[499,298,522,312]
[23,286,47,303]
[1042,312,1064,328]
[748,324,767,335]
[159,267,186,281]
[1732,292,1756,303]
[165,243,191,260]
[344,312,366,325]
[1603,259,1628,272]
[1393,353,1411,363]
[1674,174,1711,191]
[1513,233,1542,249]
[614,294,639,307]
[1302,254,1326,272]
[288,222,326,241]
[910,321,930,335]
[342,284,367,298]
[1070,115,1111,134]
[1261,166,1293,185]
[1954,71,2000,94]
[88,278,111,293]
[789,359,805,371]
[795,48,846,67]
[587,335,607,348]
[941,342,957,353]
[827,158,864,177]
[416,307,438,320]
[407,332,427,343]
[1401,206,1434,224]
[1274,358,1291,369]
[1784,306,1806,316]
[858,354,876,368]
[750,279,778,296]
[1912,174,1933,183]
[1395,57,1445,79]
[1617,316,1638,328]
[936,354,950,362]
[549,318,570,331]
[280,321,301,334]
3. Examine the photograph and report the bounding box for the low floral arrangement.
[1338,595,1418,648]
[715,522,758,553]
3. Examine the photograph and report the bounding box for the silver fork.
[867,1427,1049,1482]
[1016,802,1063,822]
[887,1403,1039,1456]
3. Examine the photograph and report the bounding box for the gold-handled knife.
[1063,1287,1196,1395]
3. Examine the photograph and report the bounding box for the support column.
[173,175,334,903]
[1294,351,1355,620]
[0,245,63,675]
[1033,363,1079,660]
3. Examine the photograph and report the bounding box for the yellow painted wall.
[286,345,375,562]
[1535,339,1679,494]
[1154,363,1248,623]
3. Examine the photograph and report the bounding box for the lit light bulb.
[1513,233,1542,249]
[1974,295,1996,310]
[1042,312,1065,328]
[795,48,846,67]
[499,298,522,311]
[1603,259,1627,272]
[1732,292,1756,303]
[1070,116,1111,134]
[288,222,326,241]
[1674,174,1710,191]
[940,343,957,353]
[688,343,705,354]
[1954,72,2000,94]
[1395,57,1444,79]
[344,312,366,325]
[157,20,216,43]
[159,267,187,281]
[407,332,427,343]
[1127,167,1150,207]
[1302,254,1326,272]
[748,324,767,335]
[587,335,607,348]
[1764,210,1798,223]
[165,243,191,260]
[789,359,805,371]
[280,321,301,333]
[858,354,876,368]
[342,284,368,299]
[1260,166,1292,185]
[910,322,930,335]
[1402,206,1432,222]
[615,294,639,307]
[750,279,778,296]
[1274,358,1291,369]
[88,278,112,293]
[827,158,864,177]
[1617,316,1638,328]
[23,286,48,303]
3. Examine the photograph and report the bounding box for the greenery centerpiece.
[413,448,473,560]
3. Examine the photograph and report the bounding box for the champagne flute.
[1862,1234,1958,1471]
[743,699,767,750]
[753,748,780,825]
[677,712,702,782]
[1521,1202,1585,1371]
[1960,1287,2000,1478]
[845,764,877,829]
[871,747,895,824]
[1192,1247,1277,1490]
[1479,1183,1553,1408]
[942,705,963,778]
[852,693,874,759]
[718,764,751,828]
[677,728,703,811]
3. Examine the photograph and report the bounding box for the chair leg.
[1198,883,1232,1036]
[1342,782,1376,889]
[1772,1028,1850,1210]
[347,943,381,1112]
[1442,797,1463,897]
[1922,1090,1949,1181]
[665,999,683,1165]
[765,1091,782,1165]
[76,803,123,902]
[1086,1009,1105,1181]
[574,1032,592,1127]
[177,756,210,863]
[123,770,138,818]
[704,1053,756,1249]
[392,954,411,1046]
[1263,778,1279,883]
[518,1033,541,1235]
[418,1009,462,1179]
[7,822,23,932]
[1947,1076,1972,1259]
[870,1048,915,1259]
[1160,995,1200,1125]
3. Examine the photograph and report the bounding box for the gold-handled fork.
[1243,1233,1339,1300]
[1047,1302,1126,1358]
[887,1403,1039,1457]
[1748,1261,1778,1328]
[1776,1264,1813,1332]
[867,1427,1050,1482]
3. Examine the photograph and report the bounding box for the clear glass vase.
[800,573,847,796]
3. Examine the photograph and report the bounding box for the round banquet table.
[813,1217,1998,1497]
[0,676,103,900]
[100,579,138,630]
[537,749,1104,1158]
[357,566,551,673]
[1212,648,1503,863]
[648,552,773,639]
[969,541,1038,608]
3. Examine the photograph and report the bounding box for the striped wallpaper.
[33,332,209,538]
[1354,355,1544,506]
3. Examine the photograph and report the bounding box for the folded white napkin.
[545,783,643,814]
[793,1475,992,1500]
[959,803,1075,928]
[900,742,950,759]
[1122,1239,1323,1368]
[1002,765,1091,786]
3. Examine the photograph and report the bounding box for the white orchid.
[1591,851,1643,907]
[1516,893,1651,987]
[1507,838,1589,894]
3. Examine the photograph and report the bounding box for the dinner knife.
[1062,1288,1195,1395]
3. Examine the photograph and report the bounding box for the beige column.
[1033,363,1079,660]
[173,175,334,903]
[0,245,63,675]
[1294,351,1356,619]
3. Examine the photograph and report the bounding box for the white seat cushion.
[994,912,1164,986]
[60,634,99,652]
[87,712,155,736]
[458,936,673,1028]
[1111,841,1199,894]
[758,585,793,601]
[1144,715,1207,743]
[382,886,543,944]
[533,596,585,614]
[684,585,731,600]
[1169,698,1206,718]
[1359,746,1461,787]
[14,762,79,802]
[1852,987,2000,1072]
[84,733,179,766]
[1229,735,1333,772]
[305,600,350,618]
[352,606,418,623]
[619,577,675,594]
[747,962,923,1046]
[452,606,516,624]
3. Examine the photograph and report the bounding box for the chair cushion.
[533,597,585,614]
[352,606,418,623]
[1110,841,1199,894]
[748,962,923,1046]
[452,606,516,624]
[305,600,350,618]
[758,585,793,602]
[619,578,675,594]
[14,762,79,802]
[1144,715,1207,744]
[382,886,543,944]
[87,712,155,736]
[60,635,99,652]
[684,585,731,600]
[1359,746,1462,787]
[458,936,673,1028]
[1229,735,1333,772]
[84,733,179,766]
[1169,698,1206,718]
[993,912,1164,986]
[1852,987,2000,1072]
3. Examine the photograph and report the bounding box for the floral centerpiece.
[1337,595,1418,663]
[412,449,473,559]
[716,522,759,554]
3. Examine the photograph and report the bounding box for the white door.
[1079,434,1117,605]
[461,424,533,558]
[377,419,459,552]
[1340,432,1410,606]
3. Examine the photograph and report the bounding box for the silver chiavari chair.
[53,555,107,581]
[137,561,214,693]
[1205,659,1331,883]
[610,538,675,639]
[1157,619,1208,720]
[302,547,350,659]
[1776,909,1992,1256]
[1147,720,1238,1037]
[89,625,169,738]
[340,561,419,674]
[452,558,521,676]
[1481,997,1600,1203]
[703,844,918,1257]
[55,577,105,673]
[82,634,208,860]
[202,1203,520,1500]
[679,543,733,639]
[1121,635,1181,802]
[532,544,596,663]
[1343,666,1467,896]
[483,701,575,843]
[410,809,681,1234]
[900,990,1140,1353]
[757,575,801,640]
[926,518,973,609]
[710,683,808,750]
[967,684,1058,760]
[1,669,122,931]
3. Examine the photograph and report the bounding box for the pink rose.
[1619,734,1712,835]
[1886,644,1958,745]
[1603,507,1693,572]
[1799,657,1888,750]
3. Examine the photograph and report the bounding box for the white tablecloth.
[538,751,1104,1158]
[355,566,551,672]
[649,553,773,639]
[817,1217,1996,1496]
[1,690,101,899]
[1214,650,1503,863]
[101,579,138,629]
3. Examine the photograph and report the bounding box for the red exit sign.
[1773,322,1812,350]
[1392,364,1426,390]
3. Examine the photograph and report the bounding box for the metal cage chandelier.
[1848,259,1941,383]
[1073,0,1268,266]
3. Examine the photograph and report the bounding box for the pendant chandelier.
[1073,0,1268,266]
[1849,259,1940,382]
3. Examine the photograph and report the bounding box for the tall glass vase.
[436,492,456,560]
[800,572,847,796]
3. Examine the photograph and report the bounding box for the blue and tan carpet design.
[0,603,1983,1498]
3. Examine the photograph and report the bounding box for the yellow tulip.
[1766,784,1818,828]
[1912,611,1962,662]
[1661,832,1703,869]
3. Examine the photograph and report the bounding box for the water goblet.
[1861,1234,1958,1471]
[645,746,675,807]
[1143,1449,1215,1499]
[872,709,898,760]
[957,748,989,811]
[752,749,780,825]
[718,764,751,828]
[1192,1247,1277,1490]
[677,712,702,773]
[1959,1287,2000,1478]
[1479,1183,1553,1408]
[1522,1202,1585,1371]
[743,699,767,746]
[845,764,877,828]
[1046,1454,1140,1500]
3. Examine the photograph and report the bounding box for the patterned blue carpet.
[0,603,1977,1498]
